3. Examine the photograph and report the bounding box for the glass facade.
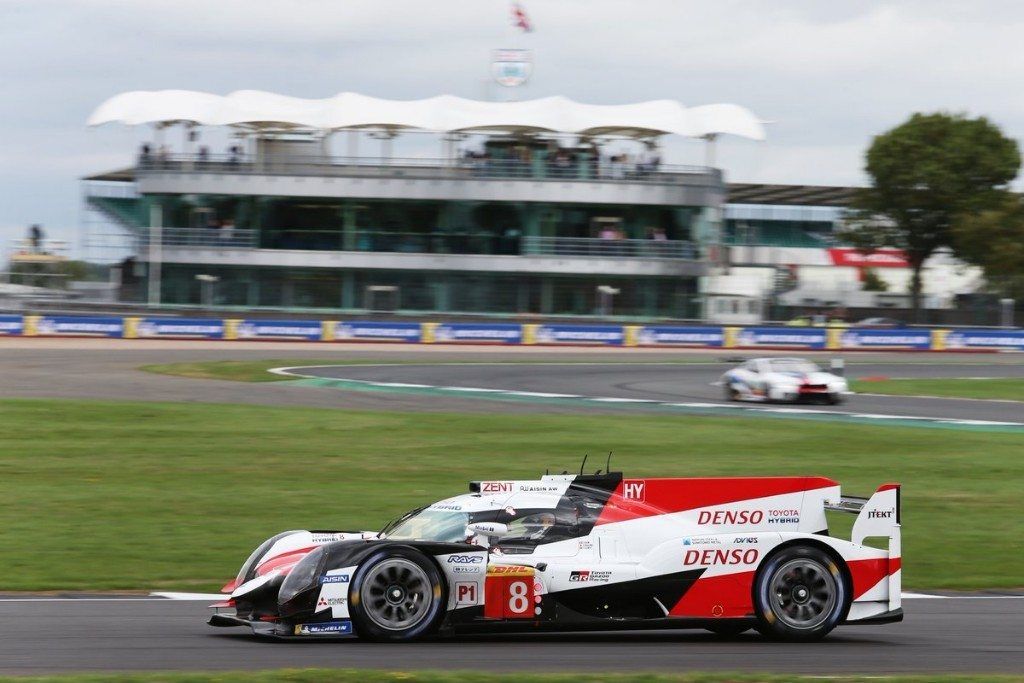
[155,264,701,318]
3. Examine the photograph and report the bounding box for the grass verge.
[140,360,356,382]
[852,377,1024,401]
[1,398,1022,591]
[140,357,728,382]
[0,672,1021,683]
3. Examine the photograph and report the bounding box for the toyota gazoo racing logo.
[568,570,591,582]
[683,548,760,566]
[447,554,484,564]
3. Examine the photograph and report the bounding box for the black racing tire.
[827,393,844,405]
[348,547,446,642]
[705,622,751,637]
[724,384,740,402]
[753,545,849,642]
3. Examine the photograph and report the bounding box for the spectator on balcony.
[198,145,210,164]
[138,143,152,168]
[28,224,44,253]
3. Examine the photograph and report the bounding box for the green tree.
[842,112,1020,318]
[952,194,1024,300]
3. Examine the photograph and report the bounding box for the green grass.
[140,358,729,383]
[140,360,359,382]
[0,672,1019,683]
[1,398,1022,592]
[853,377,1024,401]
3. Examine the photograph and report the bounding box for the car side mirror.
[466,522,510,539]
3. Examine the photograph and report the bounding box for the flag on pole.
[511,2,533,33]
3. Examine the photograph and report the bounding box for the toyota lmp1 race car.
[721,357,850,404]
[210,472,902,642]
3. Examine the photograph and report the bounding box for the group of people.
[137,143,245,167]
[459,140,663,181]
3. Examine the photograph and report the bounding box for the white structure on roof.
[87,90,766,140]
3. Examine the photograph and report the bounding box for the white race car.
[721,357,849,404]
[210,471,902,642]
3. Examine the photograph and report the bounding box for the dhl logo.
[486,565,535,577]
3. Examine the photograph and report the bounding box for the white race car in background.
[721,357,849,404]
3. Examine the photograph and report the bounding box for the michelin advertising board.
[428,323,522,344]
[235,319,322,341]
[0,315,23,336]
[635,326,724,347]
[730,327,827,350]
[840,328,932,350]
[129,317,225,339]
[332,321,422,343]
[943,329,1024,351]
[524,324,624,346]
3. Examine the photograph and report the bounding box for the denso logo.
[481,482,513,493]
[697,510,764,525]
[868,509,895,519]
[448,555,484,564]
[684,548,760,566]
[622,480,645,502]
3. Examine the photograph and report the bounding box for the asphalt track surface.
[1,339,1022,675]
[0,596,1021,675]
[291,358,1024,424]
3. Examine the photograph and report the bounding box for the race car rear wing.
[826,483,902,612]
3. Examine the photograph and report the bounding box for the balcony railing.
[139,228,699,261]
[522,236,697,259]
[135,153,716,186]
[140,228,258,249]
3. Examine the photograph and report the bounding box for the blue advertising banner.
[944,329,1024,351]
[333,321,422,343]
[236,319,322,341]
[529,324,625,346]
[0,315,23,336]
[839,328,932,350]
[36,315,123,338]
[134,317,225,339]
[636,326,724,347]
[733,327,827,349]
[432,323,522,344]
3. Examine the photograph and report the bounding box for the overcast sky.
[3,0,1024,254]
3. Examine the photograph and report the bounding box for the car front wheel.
[753,545,848,641]
[348,547,445,642]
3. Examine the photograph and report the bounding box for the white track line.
[273,367,1024,428]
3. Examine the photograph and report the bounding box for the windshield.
[383,508,470,543]
[769,360,819,374]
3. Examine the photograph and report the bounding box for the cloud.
[3,0,1024,256]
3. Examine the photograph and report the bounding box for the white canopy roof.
[87,90,766,141]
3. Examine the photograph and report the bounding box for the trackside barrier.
[633,325,725,347]
[0,315,23,336]
[124,317,226,339]
[838,328,933,351]
[232,319,323,341]
[523,324,625,346]
[329,321,422,343]
[1,313,1022,351]
[726,326,828,350]
[424,322,523,344]
[938,328,1024,351]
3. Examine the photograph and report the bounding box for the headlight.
[278,546,326,604]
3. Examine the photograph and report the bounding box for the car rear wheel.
[753,545,848,642]
[349,548,445,642]
[828,393,844,405]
